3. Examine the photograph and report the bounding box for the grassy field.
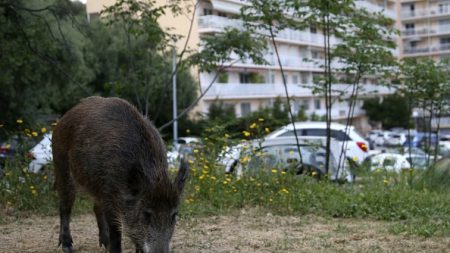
[2,209,450,253]
[1,139,450,252]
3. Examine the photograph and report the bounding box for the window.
[279,129,350,141]
[302,100,310,110]
[405,23,414,30]
[292,75,299,84]
[310,26,317,34]
[440,37,450,45]
[218,12,227,17]
[301,74,309,84]
[314,99,321,110]
[203,9,212,15]
[240,103,251,116]
[239,73,250,83]
[311,51,320,59]
[404,23,415,35]
[439,3,450,13]
[410,41,417,48]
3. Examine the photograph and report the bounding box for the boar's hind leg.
[94,202,110,248]
[54,158,76,253]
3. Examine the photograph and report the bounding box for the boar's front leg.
[105,209,122,253]
[94,202,110,249]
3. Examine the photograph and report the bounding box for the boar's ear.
[174,159,189,193]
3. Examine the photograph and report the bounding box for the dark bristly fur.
[52,96,188,253]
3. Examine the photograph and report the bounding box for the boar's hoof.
[99,232,110,248]
[62,245,73,253]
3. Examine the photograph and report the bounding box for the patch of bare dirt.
[1,209,449,252]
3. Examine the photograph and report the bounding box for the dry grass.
[1,209,449,253]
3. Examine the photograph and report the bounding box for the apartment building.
[398,0,450,133]
[86,0,396,132]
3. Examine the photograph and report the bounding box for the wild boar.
[52,96,188,253]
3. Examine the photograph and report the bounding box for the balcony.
[202,83,394,100]
[401,7,450,20]
[403,44,450,55]
[401,26,450,38]
[198,15,340,47]
[355,1,396,19]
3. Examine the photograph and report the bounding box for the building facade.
[86,0,397,132]
[398,0,450,133]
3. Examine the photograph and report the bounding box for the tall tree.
[0,0,92,136]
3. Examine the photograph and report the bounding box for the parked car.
[265,122,369,165]
[168,136,202,167]
[363,153,427,173]
[224,137,355,182]
[403,132,439,149]
[0,135,38,168]
[439,135,450,157]
[28,133,53,173]
[384,132,407,147]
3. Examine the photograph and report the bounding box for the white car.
[384,132,407,147]
[265,122,369,165]
[364,153,427,173]
[28,133,52,173]
[439,135,450,156]
[223,137,354,182]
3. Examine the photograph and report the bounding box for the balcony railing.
[401,7,450,19]
[202,83,393,100]
[404,44,450,55]
[198,15,341,47]
[355,1,396,19]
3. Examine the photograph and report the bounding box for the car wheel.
[296,164,324,180]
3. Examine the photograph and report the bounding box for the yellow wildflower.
[269,198,273,202]
[31,131,38,137]
[312,171,317,177]
[243,131,251,137]
[281,188,289,194]
[0,124,3,128]
[240,155,250,163]
[31,189,37,196]
[281,171,286,175]
[43,175,48,180]
[264,127,270,133]
[249,123,257,129]
[383,179,389,185]
[195,186,200,191]
[223,180,228,185]
[352,156,358,162]
[258,118,264,122]
[204,137,209,141]
[193,149,199,153]
[41,127,47,133]
[226,177,232,182]
[271,169,277,174]
[16,119,23,124]
[30,185,35,190]
[210,176,217,181]
[224,133,230,138]
[199,175,205,180]
[203,165,209,169]
[188,160,194,164]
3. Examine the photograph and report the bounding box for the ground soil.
[1,209,449,253]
